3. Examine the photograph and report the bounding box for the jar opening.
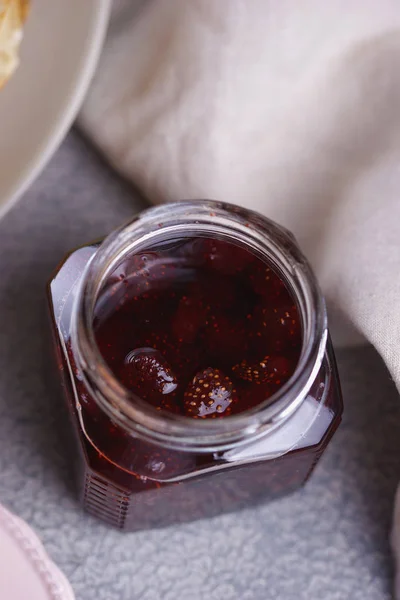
[72,200,327,452]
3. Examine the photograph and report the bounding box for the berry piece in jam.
[266,356,293,385]
[171,295,207,343]
[191,274,238,311]
[120,347,178,408]
[118,252,177,299]
[204,239,253,274]
[141,330,202,384]
[204,313,247,363]
[183,368,237,418]
[118,252,159,297]
[232,381,276,413]
[233,355,273,383]
[251,304,300,352]
[248,262,285,298]
[233,355,293,385]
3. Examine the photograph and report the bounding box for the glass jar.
[48,200,343,531]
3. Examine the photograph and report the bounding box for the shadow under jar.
[48,200,343,531]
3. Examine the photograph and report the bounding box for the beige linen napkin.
[79,0,400,592]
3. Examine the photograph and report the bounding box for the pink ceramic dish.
[0,504,75,600]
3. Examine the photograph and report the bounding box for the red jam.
[48,210,343,531]
[94,237,302,418]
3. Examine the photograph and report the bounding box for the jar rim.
[71,200,328,452]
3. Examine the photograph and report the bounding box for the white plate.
[0,504,75,600]
[0,0,111,219]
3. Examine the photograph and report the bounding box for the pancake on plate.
[0,0,29,88]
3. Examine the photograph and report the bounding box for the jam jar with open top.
[48,200,343,530]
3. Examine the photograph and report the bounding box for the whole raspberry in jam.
[183,368,237,418]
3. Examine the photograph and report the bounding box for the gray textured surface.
[0,130,399,600]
